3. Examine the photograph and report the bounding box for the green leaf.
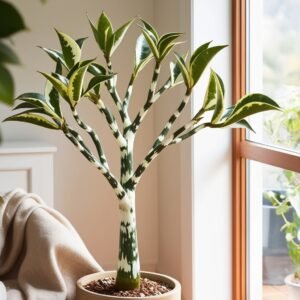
[174,52,191,89]
[237,119,255,132]
[45,62,62,117]
[190,41,212,65]
[88,18,99,45]
[76,37,88,49]
[55,30,81,69]
[142,29,159,60]
[157,32,181,54]
[68,60,92,105]
[16,92,56,116]
[88,63,106,76]
[38,46,68,68]
[13,102,37,110]
[159,41,182,61]
[39,72,69,102]
[0,1,26,38]
[190,45,227,87]
[202,70,218,111]
[108,19,134,56]
[211,71,224,123]
[4,112,60,129]
[0,65,14,105]
[97,12,113,55]
[169,53,188,86]
[0,41,20,64]
[223,93,281,126]
[140,19,159,42]
[83,74,114,96]
[135,34,152,73]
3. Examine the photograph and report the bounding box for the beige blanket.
[0,189,102,300]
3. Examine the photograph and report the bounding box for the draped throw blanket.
[0,189,102,300]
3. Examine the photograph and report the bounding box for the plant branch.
[106,58,131,126]
[123,73,135,119]
[94,97,127,148]
[72,108,109,169]
[129,61,161,134]
[63,124,129,206]
[152,91,191,148]
[126,120,207,189]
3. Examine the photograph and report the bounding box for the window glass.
[247,0,300,154]
[248,161,300,300]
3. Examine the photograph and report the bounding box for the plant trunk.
[116,190,140,290]
[116,133,140,290]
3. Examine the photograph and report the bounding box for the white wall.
[0,0,159,271]
[154,1,232,299]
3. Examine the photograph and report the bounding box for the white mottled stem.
[152,93,191,148]
[129,62,161,133]
[106,59,131,125]
[96,99,127,148]
[127,121,207,188]
[72,109,109,169]
[117,190,140,283]
[63,126,130,208]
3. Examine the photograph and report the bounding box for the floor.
[263,285,288,300]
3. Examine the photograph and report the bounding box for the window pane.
[247,0,300,153]
[248,160,300,300]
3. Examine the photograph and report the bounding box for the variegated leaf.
[38,46,68,68]
[108,19,134,56]
[140,19,159,42]
[13,102,37,110]
[157,32,181,54]
[169,53,187,86]
[39,72,69,103]
[237,119,255,132]
[174,52,191,89]
[135,34,152,73]
[222,93,281,126]
[88,18,99,44]
[142,29,159,60]
[190,45,227,87]
[83,74,114,96]
[97,12,113,54]
[211,71,224,123]
[16,92,57,117]
[45,62,62,117]
[190,41,212,65]
[88,63,107,76]
[55,30,81,69]
[202,70,217,111]
[4,112,60,129]
[67,59,95,79]
[160,41,182,61]
[68,60,93,105]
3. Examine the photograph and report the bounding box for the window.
[233,0,300,300]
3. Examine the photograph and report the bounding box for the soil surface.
[84,276,172,297]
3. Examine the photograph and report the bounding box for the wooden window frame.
[232,1,300,299]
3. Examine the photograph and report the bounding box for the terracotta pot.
[76,271,181,300]
[285,274,300,300]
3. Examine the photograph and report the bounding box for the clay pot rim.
[284,274,300,288]
[77,270,181,299]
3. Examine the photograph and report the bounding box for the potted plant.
[3,12,280,299]
[264,190,300,300]
[263,92,300,298]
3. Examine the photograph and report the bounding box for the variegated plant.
[4,12,280,291]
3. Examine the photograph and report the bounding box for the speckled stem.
[116,190,140,290]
